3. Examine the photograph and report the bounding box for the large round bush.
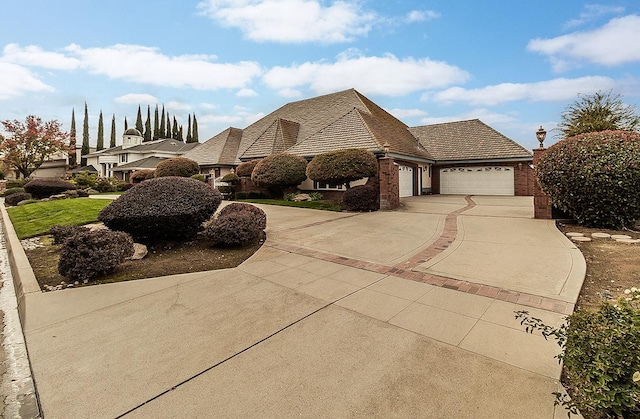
[218,203,266,230]
[154,157,200,178]
[24,178,76,199]
[251,153,307,192]
[130,169,155,183]
[4,192,32,206]
[536,130,640,228]
[306,148,378,188]
[235,159,262,177]
[205,211,263,247]
[98,176,222,241]
[342,184,379,212]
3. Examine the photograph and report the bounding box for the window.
[120,153,129,163]
[314,181,344,190]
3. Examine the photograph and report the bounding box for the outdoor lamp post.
[536,126,547,148]
[383,142,390,157]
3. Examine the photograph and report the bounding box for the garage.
[398,165,414,197]
[440,166,514,195]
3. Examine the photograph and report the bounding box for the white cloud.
[388,108,428,119]
[263,51,470,96]
[165,101,192,111]
[528,15,640,70]
[0,62,54,100]
[406,10,440,23]
[236,88,258,97]
[114,93,159,104]
[277,88,303,98]
[420,109,518,126]
[430,76,618,106]
[197,0,376,43]
[564,4,624,29]
[1,43,80,70]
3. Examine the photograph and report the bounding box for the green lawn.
[237,199,342,212]
[6,198,112,239]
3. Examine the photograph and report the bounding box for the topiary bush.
[251,153,307,197]
[306,148,379,188]
[58,229,134,281]
[205,211,263,247]
[190,174,206,182]
[342,184,379,211]
[536,130,640,228]
[221,173,239,183]
[49,224,90,244]
[130,169,156,183]
[2,187,25,197]
[218,203,267,230]
[236,159,262,177]
[98,176,222,242]
[24,178,77,199]
[154,157,200,178]
[5,192,33,206]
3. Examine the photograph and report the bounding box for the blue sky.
[1,0,639,150]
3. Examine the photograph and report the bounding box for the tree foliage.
[0,115,70,178]
[558,90,640,138]
[96,111,104,151]
[69,109,77,168]
[82,102,89,166]
[236,159,261,177]
[306,148,378,189]
[110,114,117,148]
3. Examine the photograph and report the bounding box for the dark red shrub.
[130,169,156,183]
[49,224,90,244]
[235,159,262,177]
[205,211,262,247]
[24,178,76,199]
[4,192,32,206]
[155,157,200,178]
[307,148,378,188]
[218,203,267,230]
[342,184,379,212]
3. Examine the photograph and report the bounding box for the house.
[183,89,534,199]
[83,128,199,181]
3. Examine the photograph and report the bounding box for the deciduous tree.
[0,115,70,178]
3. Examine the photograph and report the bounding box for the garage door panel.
[440,166,514,195]
[399,165,414,197]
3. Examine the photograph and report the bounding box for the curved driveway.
[18,195,585,418]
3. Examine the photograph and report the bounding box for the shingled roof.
[409,119,532,162]
[85,138,198,158]
[182,128,243,167]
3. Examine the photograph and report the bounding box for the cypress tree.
[178,126,184,142]
[69,108,77,168]
[166,114,172,139]
[96,110,104,151]
[135,105,143,134]
[124,117,128,131]
[186,114,192,143]
[110,114,117,148]
[159,105,166,139]
[81,102,90,166]
[192,114,199,143]
[153,104,159,140]
[172,116,178,139]
[144,105,152,142]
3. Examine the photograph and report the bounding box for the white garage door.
[440,166,514,195]
[399,165,414,197]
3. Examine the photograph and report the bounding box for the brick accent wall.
[379,157,400,210]
[532,148,552,219]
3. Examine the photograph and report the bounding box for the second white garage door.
[398,165,414,197]
[440,166,514,195]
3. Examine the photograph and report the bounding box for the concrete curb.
[0,200,42,326]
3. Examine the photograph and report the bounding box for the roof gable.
[182,128,241,166]
[243,118,300,159]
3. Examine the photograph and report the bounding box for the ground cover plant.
[237,198,341,212]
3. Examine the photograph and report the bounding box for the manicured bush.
[6,179,27,189]
[57,229,134,281]
[221,173,239,183]
[94,177,117,193]
[154,157,200,178]
[49,224,90,245]
[2,187,25,197]
[307,149,378,188]
[251,153,307,196]
[5,192,33,206]
[342,184,378,211]
[536,130,640,228]
[130,169,155,183]
[120,182,134,191]
[205,211,263,247]
[98,176,222,242]
[235,159,262,177]
[190,174,206,182]
[218,203,267,230]
[24,178,77,199]
[72,171,97,189]
[235,191,270,200]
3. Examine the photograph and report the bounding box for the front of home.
[182,89,535,201]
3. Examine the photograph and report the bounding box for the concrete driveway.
[14,195,585,418]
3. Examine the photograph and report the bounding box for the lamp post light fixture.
[383,142,390,157]
[536,126,547,148]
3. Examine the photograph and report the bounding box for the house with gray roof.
[184,89,534,198]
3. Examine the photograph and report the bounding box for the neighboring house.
[83,128,199,181]
[183,88,534,197]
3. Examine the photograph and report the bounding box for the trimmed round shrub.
[190,174,206,182]
[58,229,134,281]
[342,184,379,212]
[306,148,378,188]
[130,169,156,183]
[24,178,77,199]
[536,130,640,228]
[155,157,200,178]
[218,203,267,230]
[251,153,307,192]
[205,211,262,247]
[49,224,90,245]
[235,159,262,177]
[2,187,25,197]
[5,192,32,206]
[98,176,222,242]
[221,173,239,183]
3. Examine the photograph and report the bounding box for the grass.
[237,199,341,211]
[6,198,112,239]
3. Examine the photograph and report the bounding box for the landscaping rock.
[591,232,611,239]
[49,194,67,200]
[16,200,33,206]
[611,234,632,240]
[572,236,592,242]
[292,193,311,202]
[615,238,640,244]
[128,243,148,260]
[566,232,584,237]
